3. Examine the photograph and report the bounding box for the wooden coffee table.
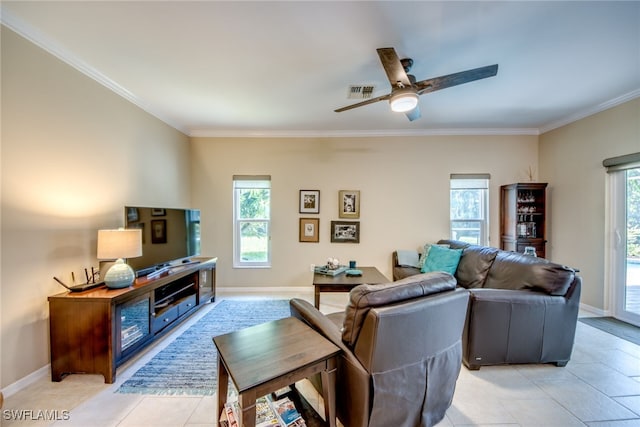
[313,266,388,308]
[213,316,340,427]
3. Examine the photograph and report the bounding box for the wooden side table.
[213,316,340,427]
[313,266,389,308]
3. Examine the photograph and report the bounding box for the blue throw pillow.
[418,243,450,268]
[421,244,463,275]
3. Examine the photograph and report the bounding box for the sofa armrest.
[289,298,350,353]
[464,285,580,368]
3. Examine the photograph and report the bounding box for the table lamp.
[97,228,142,289]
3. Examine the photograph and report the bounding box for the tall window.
[450,174,490,246]
[233,175,271,268]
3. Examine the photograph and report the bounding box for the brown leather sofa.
[290,271,469,427]
[394,239,582,370]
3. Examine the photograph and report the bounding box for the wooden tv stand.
[48,257,216,383]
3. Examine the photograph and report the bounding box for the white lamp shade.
[97,229,142,260]
[389,90,419,113]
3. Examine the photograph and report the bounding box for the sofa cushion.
[341,272,457,347]
[421,244,463,275]
[484,251,576,296]
[455,245,499,288]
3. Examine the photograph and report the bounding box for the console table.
[48,257,216,383]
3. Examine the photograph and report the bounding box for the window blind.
[603,152,640,172]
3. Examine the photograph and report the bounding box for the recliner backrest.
[341,272,457,347]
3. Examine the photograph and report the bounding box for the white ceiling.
[2,1,639,137]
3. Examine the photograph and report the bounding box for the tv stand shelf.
[48,257,216,384]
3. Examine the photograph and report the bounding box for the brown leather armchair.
[290,271,469,427]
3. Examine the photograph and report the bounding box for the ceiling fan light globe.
[389,91,419,113]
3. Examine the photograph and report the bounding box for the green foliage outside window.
[237,187,270,263]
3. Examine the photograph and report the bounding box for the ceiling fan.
[335,47,498,121]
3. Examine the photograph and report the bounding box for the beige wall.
[1,27,191,388]
[539,98,640,311]
[191,135,539,288]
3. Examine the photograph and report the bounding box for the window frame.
[233,175,271,268]
[449,174,490,246]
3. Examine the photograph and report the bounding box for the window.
[450,174,490,246]
[233,175,271,268]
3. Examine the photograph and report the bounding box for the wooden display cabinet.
[500,183,547,258]
[48,257,216,383]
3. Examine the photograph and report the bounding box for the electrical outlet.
[309,264,315,272]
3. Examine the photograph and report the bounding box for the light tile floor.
[2,290,640,427]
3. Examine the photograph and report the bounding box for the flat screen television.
[124,206,201,276]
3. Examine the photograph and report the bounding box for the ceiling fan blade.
[334,93,392,112]
[404,105,421,121]
[414,64,498,94]
[377,47,412,88]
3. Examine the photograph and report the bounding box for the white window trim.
[233,175,271,268]
[450,174,490,246]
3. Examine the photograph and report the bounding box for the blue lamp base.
[104,259,135,289]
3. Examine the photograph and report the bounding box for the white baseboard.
[579,302,609,317]
[216,286,313,295]
[1,364,50,399]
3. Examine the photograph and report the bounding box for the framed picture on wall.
[151,219,167,244]
[127,207,139,222]
[299,190,320,214]
[331,221,360,243]
[338,190,360,219]
[299,218,320,243]
[151,208,166,216]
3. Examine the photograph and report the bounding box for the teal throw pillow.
[418,243,450,268]
[421,244,463,275]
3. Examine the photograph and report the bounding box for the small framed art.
[151,219,167,244]
[299,190,320,214]
[338,190,360,218]
[331,220,360,243]
[299,218,320,243]
[151,208,166,216]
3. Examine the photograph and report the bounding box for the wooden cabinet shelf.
[48,257,216,383]
[500,183,547,258]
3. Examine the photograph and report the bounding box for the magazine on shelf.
[218,409,228,427]
[256,396,281,427]
[223,401,239,427]
[268,395,307,427]
[219,392,306,427]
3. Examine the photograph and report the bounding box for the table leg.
[217,355,228,421]
[321,357,338,427]
[314,286,320,309]
[238,390,257,427]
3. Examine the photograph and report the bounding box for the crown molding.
[188,127,540,138]
[539,89,640,134]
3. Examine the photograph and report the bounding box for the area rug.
[579,316,640,346]
[117,299,291,395]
